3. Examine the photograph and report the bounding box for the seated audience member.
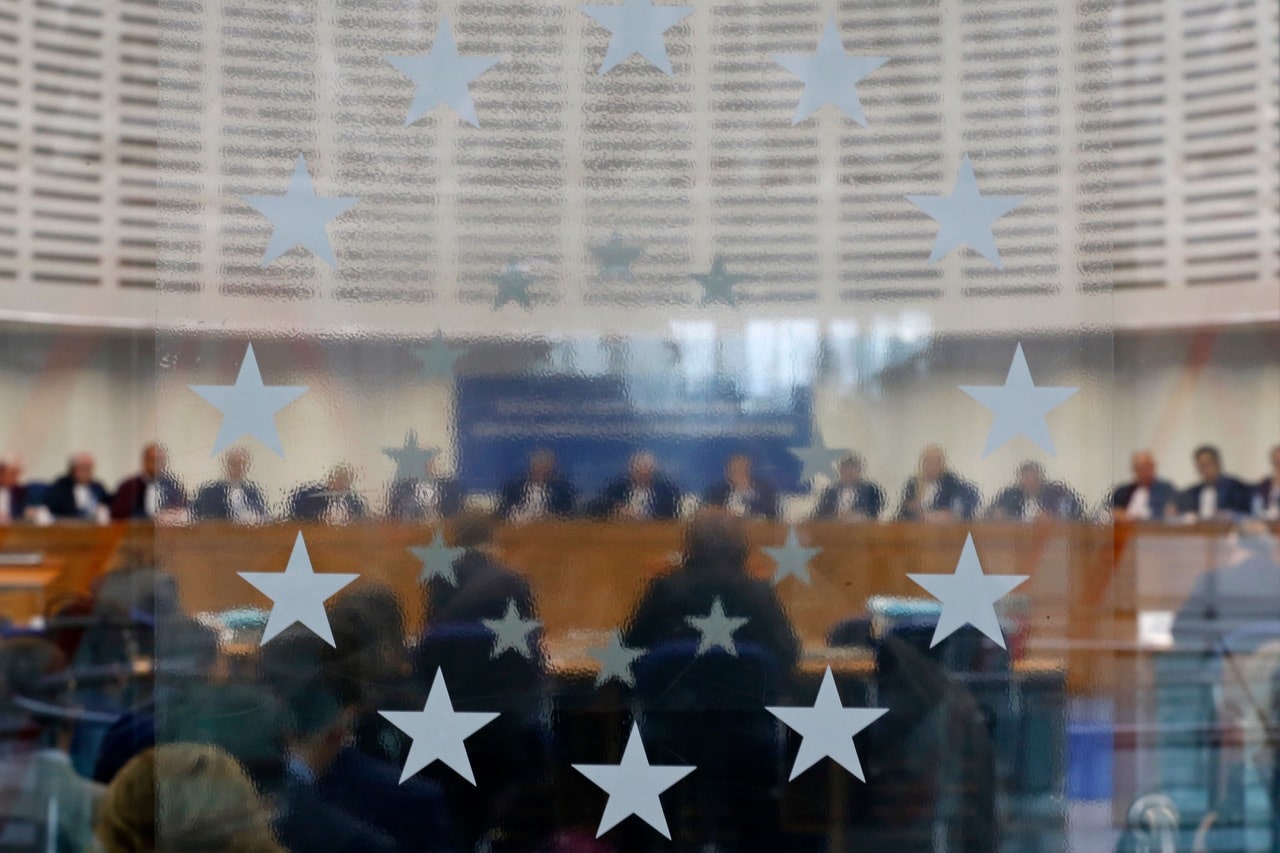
[1255,444,1280,520]
[498,449,576,521]
[1175,444,1253,520]
[288,464,369,524]
[988,461,1084,521]
[813,453,886,521]
[424,510,536,624]
[386,453,464,521]
[623,512,800,673]
[43,452,111,519]
[4,637,106,851]
[0,453,31,522]
[111,442,188,521]
[192,447,269,522]
[702,454,779,520]
[897,445,981,521]
[96,745,283,853]
[1109,450,1176,521]
[1173,522,1280,651]
[587,450,682,520]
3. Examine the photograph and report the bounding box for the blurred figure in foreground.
[813,453,886,521]
[702,454,779,521]
[1254,444,1280,520]
[44,452,111,520]
[1109,450,1176,521]
[897,445,980,522]
[111,442,188,521]
[1173,522,1280,651]
[193,447,269,523]
[588,450,682,520]
[987,461,1084,521]
[288,464,368,524]
[96,744,283,853]
[499,449,576,522]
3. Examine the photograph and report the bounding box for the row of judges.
[2,440,1278,525]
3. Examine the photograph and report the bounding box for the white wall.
[2,325,1276,508]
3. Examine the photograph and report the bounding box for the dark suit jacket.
[989,482,1084,520]
[0,484,30,519]
[288,482,369,522]
[192,479,269,521]
[1175,476,1254,516]
[702,479,779,520]
[110,474,187,520]
[587,475,682,520]
[814,480,887,520]
[42,475,111,518]
[275,775,396,853]
[424,549,536,625]
[497,476,576,519]
[623,561,801,674]
[896,472,981,520]
[1256,477,1278,514]
[1108,479,1175,518]
[317,747,453,852]
[386,477,464,520]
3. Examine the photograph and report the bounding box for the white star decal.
[768,666,887,781]
[685,597,749,656]
[238,532,359,646]
[241,155,358,268]
[580,0,694,76]
[573,723,695,838]
[959,343,1078,456]
[386,17,503,127]
[907,533,1029,649]
[773,15,889,126]
[379,669,500,784]
[905,153,1024,269]
[188,344,308,457]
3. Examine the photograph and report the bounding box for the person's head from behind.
[453,509,498,549]
[683,511,749,577]
[1194,445,1222,484]
[725,454,752,489]
[328,585,409,694]
[1018,461,1045,496]
[1131,450,1157,486]
[629,451,657,488]
[224,447,251,483]
[96,744,283,853]
[143,443,165,480]
[838,454,864,486]
[919,445,946,481]
[528,449,556,483]
[325,463,355,493]
[158,682,288,795]
[279,679,351,778]
[69,452,96,484]
[0,637,68,712]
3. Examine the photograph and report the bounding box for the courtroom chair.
[827,616,874,649]
[631,640,785,850]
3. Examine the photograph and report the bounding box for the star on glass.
[907,533,1029,649]
[493,260,535,310]
[692,255,745,306]
[764,526,822,586]
[773,15,889,126]
[241,155,359,268]
[189,344,308,457]
[580,0,694,76]
[685,597,749,656]
[905,153,1025,269]
[379,669,500,784]
[572,723,695,839]
[788,429,848,483]
[590,235,642,279]
[588,629,644,687]
[767,666,887,781]
[959,343,1078,456]
[412,331,466,381]
[409,531,464,585]
[482,599,542,659]
[385,17,503,127]
[237,532,359,647]
[383,430,440,481]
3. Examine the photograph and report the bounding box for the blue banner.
[456,374,813,497]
